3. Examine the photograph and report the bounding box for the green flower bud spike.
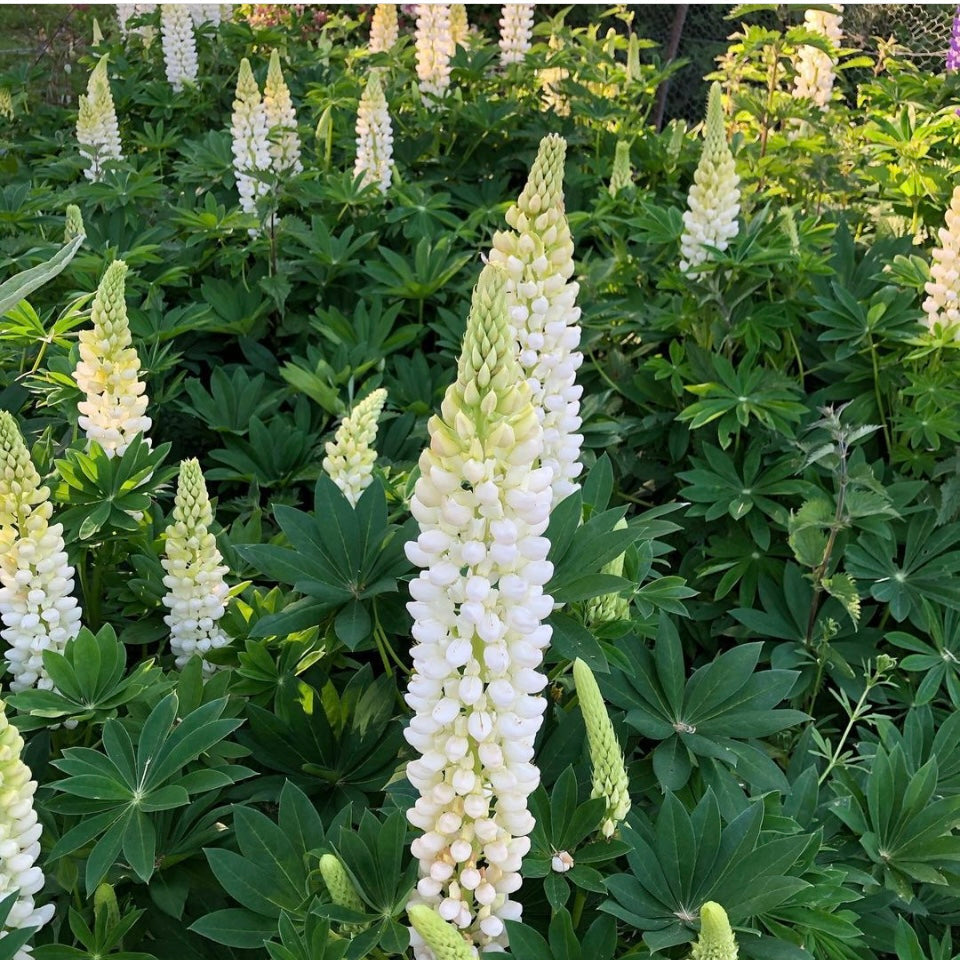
[319,854,364,914]
[690,902,738,960]
[65,205,85,243]
[407,904,475,960]
[586,517,629,626]
[573,657,631,837]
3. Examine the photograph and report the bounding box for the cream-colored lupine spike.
[923,183,960,340]
[499,4,534,66]
[369,3,399,53]
[322,388,388,506]
[160,4,198,91]
[263,49,302,175]
[76,55,123,182]
[354,72,394,194]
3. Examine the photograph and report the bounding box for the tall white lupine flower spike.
[76,55,123,183]
[231,58,271,219]
[404,265,553,954]
[0,414,83,695]
[679,82,741,273]
[219,4,234,22]
[74,261,152,458]
[499,4,534,67]
[117,3,156,39]
[262,49,302,176]
[161,4,198,92]
[923,184,960,339]
[488,134,584,508]
[0,700,55,957]
[354,72,394,194]
[415,4,454,107]
[449,4,468,47]
[188,4,222,27]
[792,5,843,109]
[161,459,231,674]
[369,3,399,53]
[322,388,388,506]
[608,140,632,197]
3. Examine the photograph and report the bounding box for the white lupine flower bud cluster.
[76,56,123,183]
[231,58,271,220]
[188,4,222,27]
[117,3,157,41]
[415,4,454,106]
[369,3,398,53]
[0,701,54,959]
[322,388,388,506]
[679,82,740,273]
[923,183,960,339]
[499,4,534,66]
[263,49,302,175]
[792,5,843,109]
[488,134,584,508]
[74,261,152,458]
[0,414,82,695]
[404,266,554,955]
[161,459,231,674]
[160,4,198,92]
[354,72,395,194]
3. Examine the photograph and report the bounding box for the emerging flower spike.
[792,5,843,109]
[74,261,152,458]
[354,72,394,194]
[923,183,960,340]
[690,902,739,960]
[0,701,55,958]
[572,658,630,838]
[488,134,584,508]
[415,4,453,107]
[449,4,468,47]
[499,4,534,67]
[609,140,632,197]
[0,413,83,694]
[319,854,365,914]
[76,55,123,183]
[160,4,198,92]
[369,3,399,53]
[585,518,629,626]
[322,388,388,506]
[404,265,553,953]
[92,19,104,45]
[64,205,85,243]
[231,58,271,220]
[949,7,960,72]
[263,49,302,175]
[161,459,231,674]
[407,904,476,960]
[679,81,740,273]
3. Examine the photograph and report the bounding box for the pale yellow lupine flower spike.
[573,658,631,838]
[322,388,388,507]
[690,902,739,960]
[76,55,123,182]
[263,49,302,176]
[408,904,476,960]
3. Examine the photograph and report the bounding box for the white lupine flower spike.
[0,701,54,958]
[160,4,198,92]
[489,133,584,508]
[263,49,302,176]
[76,55,123,182]
[323,388,388,506]
[923,183,960,340]
[117,3,157,42]
[369,3,399,53]
[188,4,222,27]
[404,265,554,954]
[679,82,740,273]
[793,5,843,109]
[415,4,454,107]
[161,459,231,674]
[354,72,395,194]
[231,58,271,221]
[449,4,468,47]
[499,4,534,67]
[0,414,82,694]
[74,261,152,458]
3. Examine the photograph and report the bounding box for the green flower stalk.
[322,388,388,506]
[76,55,123,182]
[64,205,84,243]
[608,140,632,197]
[690,902,738,960]
[573,658,630,837]
[408,904,475,960]
[319,854,364,914]
[74,260,151,458]
[585,518,629,626]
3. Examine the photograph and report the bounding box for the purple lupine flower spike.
[948,5,960,72]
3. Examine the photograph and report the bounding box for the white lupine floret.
[322,389,388,506]
[415,4,454,106]
[74,261,152,458]
[160,4,198,92]
[263,49,302,175]
[679,82,740,273]
[404,265,553,955]
[354,72,394,194]
[231,58,271,219]
[0,701,54,959]
[76,55,123,182]
[0,414,82,695]
[793,5,843,109]
[188,4,221,27]
[369,4,399,53]
[499,4,534,66]
[161,459,231,674]
[923,183,960,339]
[488,134,584,508]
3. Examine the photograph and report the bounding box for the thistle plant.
[0,414,82,694]
[690,902,738,960]
[792,5,843,109]
[262,49,302,176]
[949,7,960,72]
[449,4,468,47]
[415,4,454,107]
[369,3,399,53]
[403,265,553,952]
[161,459,231,674]
[498,4,534,66]
[322,388,388,506]
[679,82,740,273]
[488,133,584,508]
[354,72,394,195]
[408,904,475,960]
[923,183,960,339]
[572,658,631,837]
[74,261,152,458]
[76,55,123,182]
[160,4,198,92]
[608,140,632,197]
[231,58,271,223]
